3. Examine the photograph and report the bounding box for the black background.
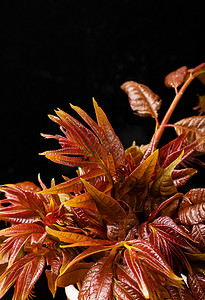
[1,1,204,299]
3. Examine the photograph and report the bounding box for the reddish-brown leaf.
[118,150,158,200]
[0,184,46,223]
[45,252,62,297]
[113,279,144,300]
[149,216,199,253]
[178,188,205,225]
[166,285,194,300]
[0,253,45,299]
[59,245,114,277]
[57,262,93,287]
[78,254,114,300]
[93,99,126,171]
[40,168,107,195]
[164,66,188,90]
[121,81,161,123]
[150,151,183,206]
[191,224,205,252]
[81,179,126,224]
[172,168,197,188]
[188,271,205,300]
[174,116,205,154]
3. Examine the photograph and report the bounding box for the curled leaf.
[121,81,161,123]
[164,66,188,90]
[174,116,205,154]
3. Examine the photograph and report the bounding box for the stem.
[155,73,194,147]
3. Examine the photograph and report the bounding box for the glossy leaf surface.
[121,81,161,122]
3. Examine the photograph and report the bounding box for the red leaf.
[79,254,114,300]
[178,188,205,225]
[118,150,158,200]
[164,66,188,90]
[191,224,205,252]
[0,253,45,299]
[174,116,205,154]
[188,271,205,300]
[93,99,126,172]
[113,280,144,300]
[150,216,199,253]
[0,184,46,223]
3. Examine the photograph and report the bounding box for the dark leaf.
[166,284,194,300]
[188,271,205,300]
[121,81,161,123]
[172,168,197,188]
[191,224,205,252]
[164,66,188,90]
[192,62,205,85]
[193,94,205,115]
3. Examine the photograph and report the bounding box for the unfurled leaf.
[188,270,205,300]
[164,66,188,90]
[149,216,199,254]
[59,245,114,277]
[40,168,107,195]
[81,179,126,224]
[57,262,93,287]
[46,226,100,246]
[113,279,144,300]
[0,253,45,299]
[191,224,205,252]
[0,184,46,223]
[78,254,114,300]
[63,192,97,209]
[89,99,125,171]
[178,188,205,225]
[121,81,161,123]
[81,179,126,240]
[123,240,183,299]
[172,168,197,188]
[174,116,205,154]
[166,285,194,300]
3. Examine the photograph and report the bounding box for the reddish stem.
[155,73,194,146]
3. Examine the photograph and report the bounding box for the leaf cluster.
[0,63,205,299]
